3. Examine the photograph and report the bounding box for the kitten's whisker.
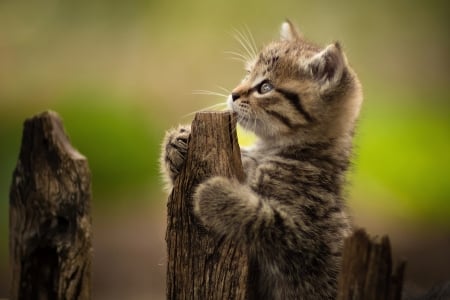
[232,28,256,62]
[226,56,248,64]
[182,102,228,118]
[215,85,231,94]
[224,50,251,63]
[235,27,256,57]
[201,102,228,110]
[193,103,228,112]
[244,24,258,57]
[187,88,230,118]
[238,26,257,59]
[192,90,229,98]
[242,28,257,59]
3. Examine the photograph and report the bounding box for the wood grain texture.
[337,229,406,300]
[9,111,92,300]
[166,111,248,300]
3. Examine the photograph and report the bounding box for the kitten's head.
[228,21,362,144]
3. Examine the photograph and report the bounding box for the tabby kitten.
[161,21,363,299]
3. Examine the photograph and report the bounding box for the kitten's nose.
[231,92,240,101]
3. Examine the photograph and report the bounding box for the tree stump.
[9,111,92,300]
[166,111,248,300]
[337,229,406,300]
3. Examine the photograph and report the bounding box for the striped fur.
[161,21,363,299]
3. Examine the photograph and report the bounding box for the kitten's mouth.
[229,107,246,122]
[232,110,244,124]
[227,96,253,127]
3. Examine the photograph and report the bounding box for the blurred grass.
[351,88,450,226]
[53,89,163,198]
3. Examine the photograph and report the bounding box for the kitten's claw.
[161,125,191,186]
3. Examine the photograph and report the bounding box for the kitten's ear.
[280,20,302,41]
[304,42,346,91]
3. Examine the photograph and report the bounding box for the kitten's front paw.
[193,177,239,228]
[160,125,191,186]
[194,177,260,238]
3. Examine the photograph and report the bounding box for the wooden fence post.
[166,111,248,299]
[337,229,406,300]
[9,111,92,299]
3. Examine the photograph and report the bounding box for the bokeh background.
[0,0,449,298]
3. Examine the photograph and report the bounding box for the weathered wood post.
[9,111,92,299]
[166,111,248,299]
[337,229,406,300]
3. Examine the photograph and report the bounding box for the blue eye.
[259,81,274,94]
[258,81,273,94]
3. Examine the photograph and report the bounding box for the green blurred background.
[0,0,449,298]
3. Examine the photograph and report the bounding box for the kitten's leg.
[194,177,350,260]
[193,177,288,243]
[160,125,191,190]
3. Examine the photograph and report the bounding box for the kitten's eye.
[259,81,274,94]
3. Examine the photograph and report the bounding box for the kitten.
[161,20,363,299]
